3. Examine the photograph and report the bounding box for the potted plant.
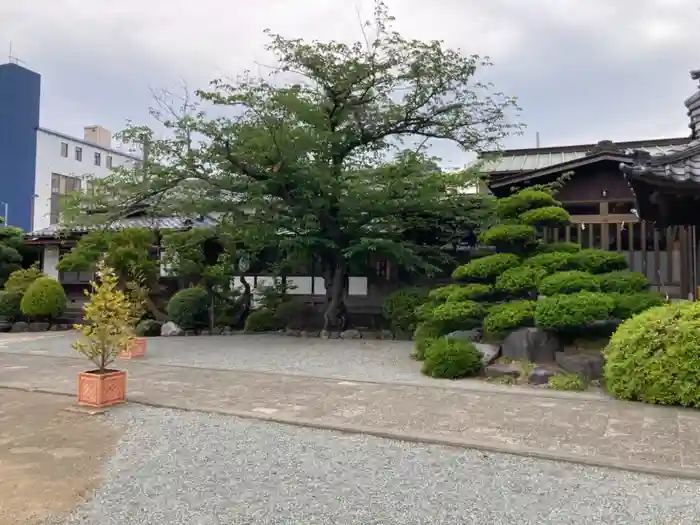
[73,261,143,408]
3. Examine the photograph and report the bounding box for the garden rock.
[0,322,11,333]
[209,327,223,335]
[379,329,394,340]
[285,328,300,337]
[11,322,28,333]
[161,321,182,337]
[473,342,501,365]
[340,329,362,340]
[501,327,561,363]
[445,329,482,343]
[484,363,521,379]
[528,364,563,385]
[28,322,50,332]
[555,351,604,380]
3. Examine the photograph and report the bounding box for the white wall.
[33,130,138,231]
[42,245,59,279]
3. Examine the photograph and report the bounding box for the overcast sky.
[1,0,699,168]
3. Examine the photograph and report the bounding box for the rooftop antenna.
[7,42,25,66]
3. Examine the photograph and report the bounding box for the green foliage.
[421,338,483,379]
[548,374,585,391]
[20,276,67,320]
[452,253,519,283]
[523,252,578,274]
[444,284,493,302]
[0,226,25,288]
[494,267,545,297]
[428,300,485,331]
[5,264,43,294]
[428,284,462,302]
[412,321,446,361]
[382,288,428,333]
[483,300,536,337]
[572,249,628,274]
[610,292,666,320]
[0,290,22,322]
[495,190,558,220]
[167,287,209,331]
[604,301,700,407]
[535,242,581,254]
[535,291,614,333]
[244,309,283,332]
[538,270,600,296]
[135,319,162,337]
[597,271,649,294]
[518,206,570,228]
[276,300,317,329]
[478,224,536,253]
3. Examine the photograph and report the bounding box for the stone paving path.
[2,351,700,479]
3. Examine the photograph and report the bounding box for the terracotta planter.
[77,369,126,408]
[118,337,146,359]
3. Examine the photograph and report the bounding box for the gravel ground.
[52,405,700,525]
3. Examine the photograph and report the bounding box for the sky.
[1,0,699,169]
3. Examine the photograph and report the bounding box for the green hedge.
[597,271,649,294]
[610,292,666,320]
[444,284,493,302]
[573,249,628,274]
[604,301,700,407]
[452,253,520,283]
[535,291,614,333]
[495,267,545,297]
[478,224,536,253]
[167,287,209,330]
[276,300,317,330]
[483,300,536,337]
[20,277,67,320]
[519,206,570,228]
[428,300,485,331]
[523,252,578,274]
[0,290,22,322]
[421,338,483,379]
[244,309,283,332]
[535,242,581,254]
[538,270,600,296]
[382,288,427,333]
[135,319,162,337]
[412,321,446,361]
[495,190,559,220]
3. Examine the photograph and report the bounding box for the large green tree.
[62,2,520,329]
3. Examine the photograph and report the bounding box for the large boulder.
[501,327,561,363]
[473,342,501,366]
[484,362,521,379]
[555,351,604,380]
[528,364,563,385]
[445,329,482,343]
[340,329,362,340]
[10,321,28,333]
[28,322,50,332]
[161,321,182,337]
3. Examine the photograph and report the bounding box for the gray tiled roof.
[29,216,218,239]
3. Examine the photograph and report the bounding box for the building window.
[75,146,82,161]
[106,155,113,169]
[50,173,82,224]
[60,142,68,157]
[94,152,101,166]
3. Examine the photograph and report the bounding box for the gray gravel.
[54,405,700,525]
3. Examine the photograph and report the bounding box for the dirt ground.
[0,389,122,525]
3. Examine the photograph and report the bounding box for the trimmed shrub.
[573,249,628,274]
[20,277,67,320]
[495,267,545,297]
[0,290,22,322]
[429,300,485,331]
[5,265,43,294]
[452,253,520,283]
[523,252,578,274]
[604,301,700,407]
[535,291,614,333]
[610,292,666,320]
[244,308,283,332]
[276,300,317,330]
[445,284,493,302]
[478,224,536,253]
[421,338,483,379]
[539,270,600,296]
[495,190,558,220]
[428,284,462,302]
[415,301,438,322]
[598,271,649,294]
[519,206,570,228]
[382,288,428,333]
[135,319,162,337]
[548,374,585,391]
[412,321,446,361]
[535,242,581,254]
[167,287,209,331]
[483,300,536,337]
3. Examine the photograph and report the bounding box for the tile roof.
[28,216,218,239]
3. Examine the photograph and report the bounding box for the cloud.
[1,0,698,166]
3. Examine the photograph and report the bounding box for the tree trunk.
[144,295,168,322]
[323,261,347,332]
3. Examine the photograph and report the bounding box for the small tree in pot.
[74,261,144,408]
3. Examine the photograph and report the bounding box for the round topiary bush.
[535,291,614,333]
[483,300,536,338]
[244,308,282,332]
[609,292,666,320]
[443,284,493,302]
[523,252,578,274]
[428,300,485,331]
[572,249,628,274]
[535,242,581,254]
[494,267,545,297]
[452,253,520,283]
[421,338,483,379]
[604,301,700,407]
[538,270,600,296]
[597,271,649,294]
[20,276,67,320]
[4,265,43,294]
[0,290,22,322]
[412,321,446,361]
[382,288,428,333]
[478,224,536,253]
[167,287,209,331]
[135,319,162,337]
[276,300,317,330]
[519,206,570,228]
[495,190,559,220]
